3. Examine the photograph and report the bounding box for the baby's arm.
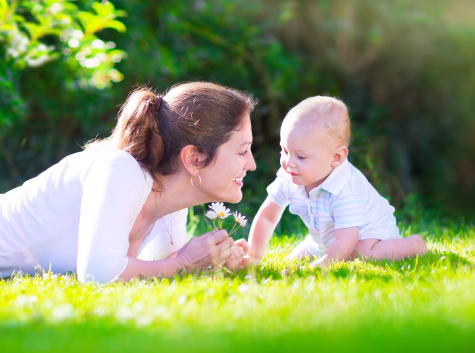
[310,227,359,267]
[246,196,285,263]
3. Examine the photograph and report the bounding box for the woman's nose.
[246,151,257,171]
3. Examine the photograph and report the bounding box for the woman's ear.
[181,145,207,175]
[331,146,348,168]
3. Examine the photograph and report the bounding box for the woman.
[0,82,256,283]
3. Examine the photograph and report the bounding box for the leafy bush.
[1,0,474,219]
[0,0,126,189]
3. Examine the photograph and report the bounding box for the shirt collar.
[276,159,351,199]
[276,167,292,181]
[314,158,351,196]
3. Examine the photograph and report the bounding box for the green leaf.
[77,11,99,34]
[23,22,43,40]
[114,9,127,18]
[104,19,126,33]
[91,1,114,19]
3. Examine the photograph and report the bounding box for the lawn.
[1,219,474,353]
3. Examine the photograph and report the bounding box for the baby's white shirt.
[267,159,400,252]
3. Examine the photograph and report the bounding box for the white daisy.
[233,212,248,227]
[209,202,231,219]
[205,210,218,221]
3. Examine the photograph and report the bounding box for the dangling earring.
[191,173,202,188]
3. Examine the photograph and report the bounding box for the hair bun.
[156,95,163,111]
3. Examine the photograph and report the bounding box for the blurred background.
[1,0,474,224]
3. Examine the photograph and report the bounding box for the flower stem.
[228,224,241,236]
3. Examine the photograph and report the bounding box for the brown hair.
[95,82,256,187]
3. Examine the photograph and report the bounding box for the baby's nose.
[285,156,296,168]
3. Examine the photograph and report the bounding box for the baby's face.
[280,120,337,191]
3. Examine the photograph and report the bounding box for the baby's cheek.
[280,159,286,169]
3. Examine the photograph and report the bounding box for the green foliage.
[1,220,474,352]
[1,0,475,218]
[0,0,126,86]
[0,0,126,190]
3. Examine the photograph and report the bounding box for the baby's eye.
[297,155,305,160]
[280,149,288,155]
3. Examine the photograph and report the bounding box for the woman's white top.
[0,149,188,283]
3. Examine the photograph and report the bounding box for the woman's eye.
[239,150,249,156]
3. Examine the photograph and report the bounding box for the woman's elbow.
[77,257,129,284]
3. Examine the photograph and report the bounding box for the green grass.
[1,219,474,353]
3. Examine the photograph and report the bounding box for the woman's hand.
[176,229,234,271]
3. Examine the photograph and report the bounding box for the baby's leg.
[355,235,427,260]
[289,241,315,260]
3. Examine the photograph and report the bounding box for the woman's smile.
[233,176,244,186]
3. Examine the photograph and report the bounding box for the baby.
[246,96,427,267]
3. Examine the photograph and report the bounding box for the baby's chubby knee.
[288,242,315,260]
[410,234,428,255]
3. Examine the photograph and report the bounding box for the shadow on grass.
[1,317,474,353]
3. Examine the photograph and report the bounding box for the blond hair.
[284,96,351,147]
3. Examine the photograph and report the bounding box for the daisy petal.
[205,210,218,221]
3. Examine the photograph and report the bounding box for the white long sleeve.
[77,150,152,283]
[0,149,153,283]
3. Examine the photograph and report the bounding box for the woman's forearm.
[118,228,234,281]
[119,255,189,281]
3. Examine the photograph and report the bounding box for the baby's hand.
[308,255,329,268]
[225,245,246,270]
[242,254,261,267]
[233,238,250,253]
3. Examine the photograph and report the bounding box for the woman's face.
[199,114,256,203]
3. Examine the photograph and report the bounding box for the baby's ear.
[331,146,348,167]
